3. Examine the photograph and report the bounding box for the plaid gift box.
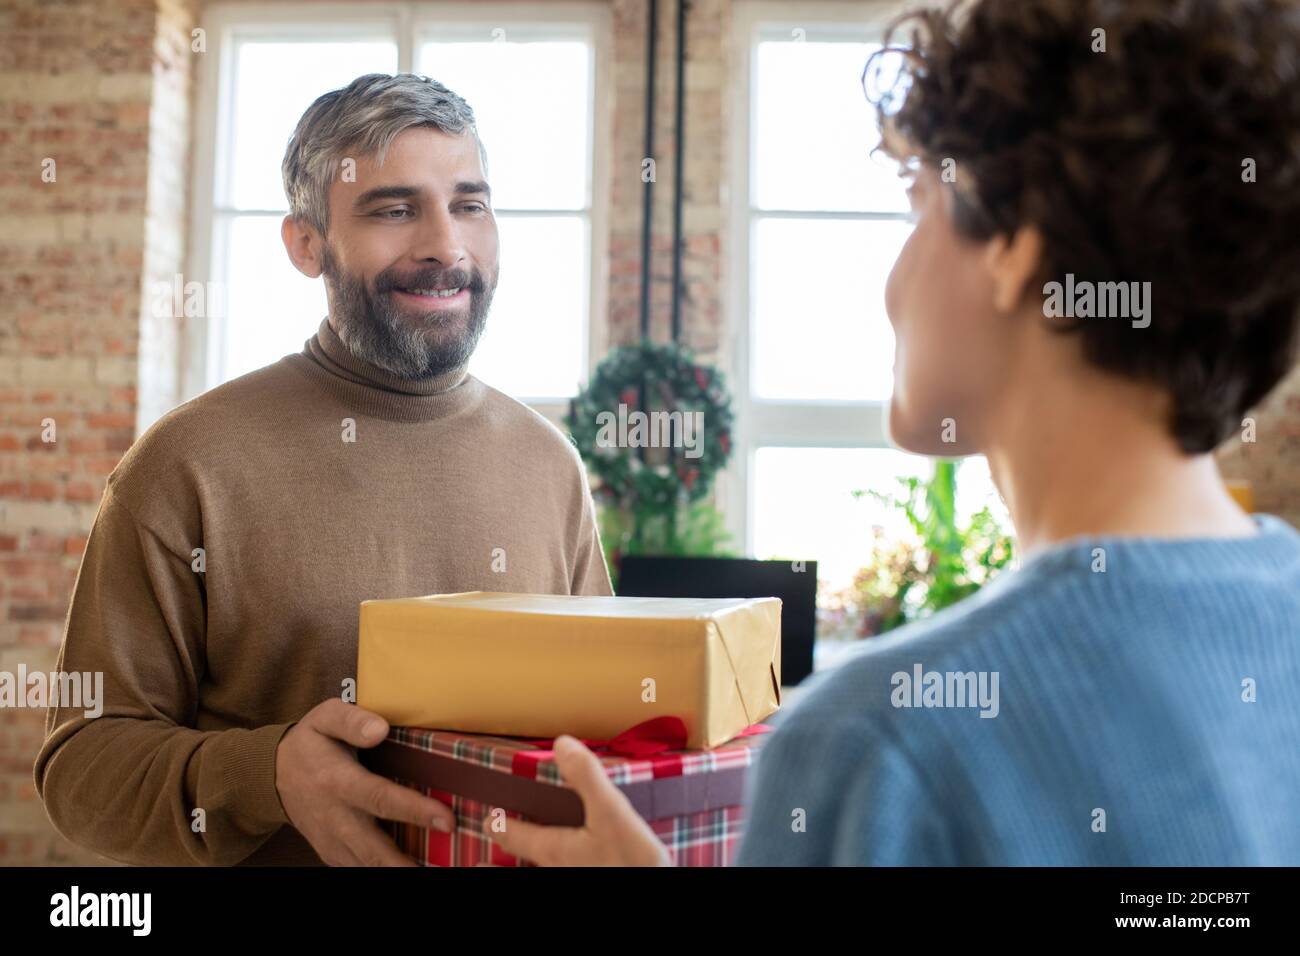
[361,719,769,867]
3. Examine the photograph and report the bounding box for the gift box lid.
[357,591,782,749]
[363,721,770,825]
[370,591,775,614]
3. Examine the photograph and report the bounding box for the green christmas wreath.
[566,341,734,514]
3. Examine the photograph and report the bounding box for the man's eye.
[376,208,413,220]
[459,203,488,214]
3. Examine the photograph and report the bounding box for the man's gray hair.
[282,73,487,234]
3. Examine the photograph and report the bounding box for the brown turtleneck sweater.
[34,318,613,866]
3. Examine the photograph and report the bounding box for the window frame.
[184,1,612,415]
[724,0,907,554]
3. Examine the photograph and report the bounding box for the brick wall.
[1,0,1296,866]
[608,0,727,359]
[0,0,197,864]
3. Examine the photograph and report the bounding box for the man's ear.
[982,224,1044,313]
[281,215,325,279]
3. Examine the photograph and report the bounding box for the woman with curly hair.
[486,0,1300,866]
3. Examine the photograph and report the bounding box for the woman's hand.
[482,735,671,866]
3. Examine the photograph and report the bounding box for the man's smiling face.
[316,125,500,380]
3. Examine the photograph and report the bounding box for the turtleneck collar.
[287,317,484,423]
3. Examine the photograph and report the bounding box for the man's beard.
[321,245,495,381]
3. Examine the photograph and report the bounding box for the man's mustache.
[374,266,481,295]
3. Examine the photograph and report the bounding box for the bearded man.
[36,73,612,867]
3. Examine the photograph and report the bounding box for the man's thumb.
[313,698,388,747]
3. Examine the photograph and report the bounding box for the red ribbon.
[509,716,772,779]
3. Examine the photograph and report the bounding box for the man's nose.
[411,207,466,267]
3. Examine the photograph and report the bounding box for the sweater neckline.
[287,317,484,423]
[1016,513,1300,580]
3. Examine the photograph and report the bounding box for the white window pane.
[229,41,399,211]
[753,449,1007,591]
[948,456,1010,532]
[754,40,908,213]
[417,41,589,211]
[221,215,326,381]
[752,217,909,401]
[469,215,586,399]
[754,447,925,589]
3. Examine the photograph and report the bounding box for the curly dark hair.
[865,0,1300,453]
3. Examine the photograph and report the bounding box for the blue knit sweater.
[736,515,1300,865]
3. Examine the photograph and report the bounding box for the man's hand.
[275,698,455,866]
[482,735,671,867]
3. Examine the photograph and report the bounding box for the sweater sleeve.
[33,481,296,866]
[734,709,956,866]
[569,462,614,597]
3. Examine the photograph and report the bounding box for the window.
[416,34,593,400]
[185,3,608,407]
[728,3,1006,592]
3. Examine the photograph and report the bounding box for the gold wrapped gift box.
[357,591,782,749]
